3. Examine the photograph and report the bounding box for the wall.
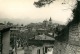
[65,44,80,54]
[53,41,67,54]
[24,44,54,54]
[24,46,44,54]
[53,41,80,54]
[32,46,43,54]
[53,22,80,54]
[67,23,80,54]
[2,30,10,54]
[69,23,80,46]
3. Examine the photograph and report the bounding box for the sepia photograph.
[0,0,80,54]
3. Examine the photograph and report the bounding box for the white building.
[0,24,11,54]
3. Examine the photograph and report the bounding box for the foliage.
[71,1,80,24]
[34,0,55,7]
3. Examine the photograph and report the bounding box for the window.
[45,47,48,53]
[37,49,40,54]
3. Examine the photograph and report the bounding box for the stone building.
[31,44,53,54]
[0,24,10,54]
[24,32,54,54]
[24,44,54,54]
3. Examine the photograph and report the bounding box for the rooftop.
[0,23,11,31]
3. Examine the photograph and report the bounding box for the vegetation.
[34,0,55,8]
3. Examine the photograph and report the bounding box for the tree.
[71,0,80,24]
[34,0,55,8]
[34,0,78,8]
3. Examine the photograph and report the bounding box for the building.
[0,24,11,54]
[24,43,54,54]
[35,34,55,40]
[24,33,54,54]
[36,28,47,35]
[48,17,52,28]
[31,44,53,54]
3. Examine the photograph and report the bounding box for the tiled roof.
[35,34,55,40]
[0,25,11,31]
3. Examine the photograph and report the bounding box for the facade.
[24,32,54,54]
[31,45,53,54]
[0,24,10,54]
[24,44,54,54]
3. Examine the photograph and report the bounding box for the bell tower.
[49,17,52,26]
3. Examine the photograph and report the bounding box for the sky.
[0,0,77,25]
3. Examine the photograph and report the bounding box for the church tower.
[48,17,53,32]
[49,17,52,26]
